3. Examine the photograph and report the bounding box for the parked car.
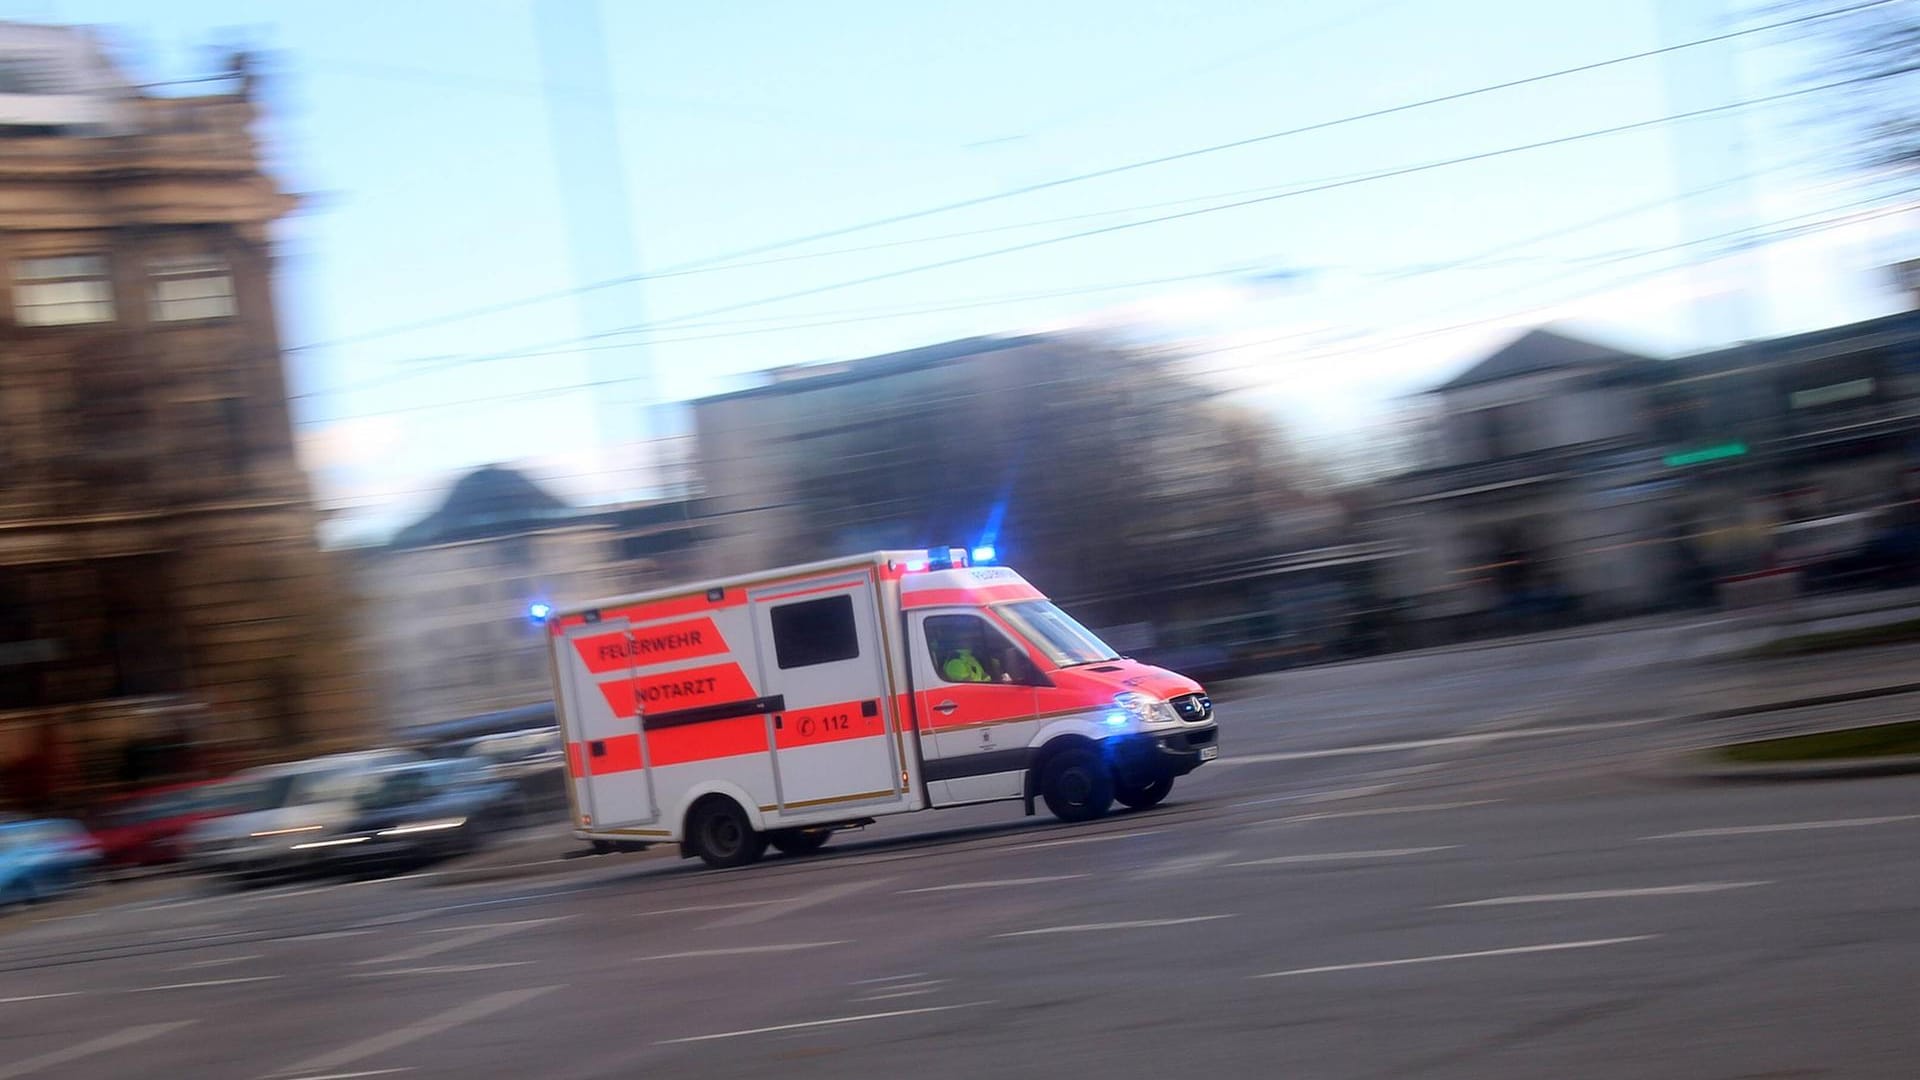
[453,728,565,818]
[88,780,239,871]
[303,758,522,877]
[0,818,102,910]
[180,749,422,885]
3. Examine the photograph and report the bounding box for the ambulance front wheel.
[687,796,767,869]
[1040,747,1115,822]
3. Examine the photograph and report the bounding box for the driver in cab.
[932,617,1027,684]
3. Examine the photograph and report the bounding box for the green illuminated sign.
[1663,442,1747,467]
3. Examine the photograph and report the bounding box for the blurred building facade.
[350,466,707,731]
[0,27,369,807]
[691,333,1390,674]
[1378,331,1674,631]
[1379,314,1920,639]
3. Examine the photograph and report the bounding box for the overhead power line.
[285,0,1893,356]
[305,190,1913,430]
[292,84,1864,413]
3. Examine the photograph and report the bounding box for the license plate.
[1198,745,1219,762]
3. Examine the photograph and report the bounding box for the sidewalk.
[1664,636,1920,723]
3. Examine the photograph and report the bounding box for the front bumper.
[1105,724,1220,785]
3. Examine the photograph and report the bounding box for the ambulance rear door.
[557,618,659,830]
[747,570,911,815]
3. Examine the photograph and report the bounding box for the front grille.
[1171,693,1212,723]
[1185,726,1217,747]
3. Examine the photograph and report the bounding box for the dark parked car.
[302,759,521,877]
[453,728,566,818]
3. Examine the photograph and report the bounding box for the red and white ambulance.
[546,548,1219,868]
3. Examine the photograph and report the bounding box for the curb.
[1665,749,1920,782]
[1676,680,1920,724]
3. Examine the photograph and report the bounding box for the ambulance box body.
[547,549,1218,867]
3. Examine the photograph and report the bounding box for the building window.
[149,255,237,322]
[13,255,115,326]
[770,594,860,670]
[214,396,249,474]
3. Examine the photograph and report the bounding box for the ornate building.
[1,25,370,807]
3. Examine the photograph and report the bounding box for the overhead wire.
[283,0,1894,356]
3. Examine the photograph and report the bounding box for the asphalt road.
[3,620,1916,1079]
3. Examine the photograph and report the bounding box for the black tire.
[687,797,766,869]
[769,829,831,857]
[1040,747,1115,822]
[1115,776,1174,810]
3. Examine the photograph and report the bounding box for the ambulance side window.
[770,594,861,670]
[925,614,1043,686]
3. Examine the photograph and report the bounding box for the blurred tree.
[783,343,1328,621]
[1790,1,1920,178]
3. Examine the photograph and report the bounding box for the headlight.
[250,825,323,839]
[376,819,466,836]
[1106,692,1179,727]
[291,836,370,851]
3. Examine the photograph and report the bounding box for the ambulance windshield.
[998,600,1119,667]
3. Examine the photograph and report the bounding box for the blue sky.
[8,0,1912,543]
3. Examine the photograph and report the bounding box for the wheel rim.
[706,815,743,856]
[1058,767,1092,806]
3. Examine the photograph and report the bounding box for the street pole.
[534,0,654,503]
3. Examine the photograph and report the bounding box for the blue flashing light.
[1104,710,1128,727]
[971,545,997,565]
[528,602,552,623]
[925,546,970,571]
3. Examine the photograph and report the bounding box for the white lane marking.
[856,979,945,992]
[996,914,1235,938]
[657,1001,995,1045]
[1252,935,1660,979]
[0,1021,196,1080]
[641,941,848,960]
[288,930,378,942]
[1441,882,1770,908]
[1230,785,1394,809]
[357,917,569,965]
[420,919,560,934]
[851,972,928,985]
[856,989,939,1002]
[631,898,800,917]
[706,880,885,929]
[1251,800,1501,826]
[1217,719,1654,765]
[350,962,537,977]
[281,1071,414,1080]
[127,976,282,993]
[1645,816,1920,840]
[0,993,83,1005]
[1007,828,1164,851]
[176,954,263,970]
[1135,852,1237,878]
[1229,846,1457,867]
[267,986,561,1078]
[899,874,1086,894]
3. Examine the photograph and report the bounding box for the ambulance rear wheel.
[1115,776,1174,810]
[688,797,766,869]
[1040,748,1114,822]
[770,829,831,856]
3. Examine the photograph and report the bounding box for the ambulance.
[545,548,1219,868]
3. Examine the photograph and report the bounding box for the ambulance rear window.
[771,594,860,669]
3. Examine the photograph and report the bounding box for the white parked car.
[181,749,422,885]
